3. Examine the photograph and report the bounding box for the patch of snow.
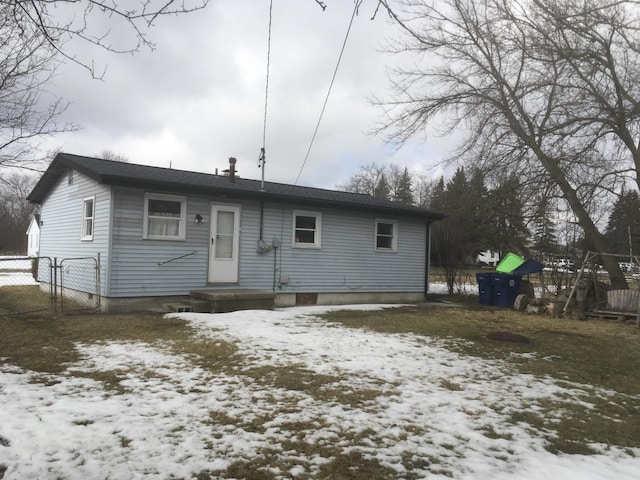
[0,305,638,479]
[0,257,37,287]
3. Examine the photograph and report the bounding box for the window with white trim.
[143,193,187,240]
[81,196,94,241]
[375,219,397,251]
[293,211,321,248]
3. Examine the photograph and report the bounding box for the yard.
[0,290,639,479]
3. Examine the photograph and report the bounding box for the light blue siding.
[268,205,426,293]
[37,171,111,294]
[109,187,209,296]
[38,174,432,301]
[107,187,428,297]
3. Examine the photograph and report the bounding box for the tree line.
[339,161,640,293]
[0,174,37,254]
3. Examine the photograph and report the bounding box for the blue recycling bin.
[476,272,496,306]
[493,274,522,308]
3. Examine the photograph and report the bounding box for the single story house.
[28,153,445,312]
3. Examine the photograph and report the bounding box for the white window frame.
[292,210,322,249]
[374,219,397,252]
[81,196,95,241]
[143,193,187,241]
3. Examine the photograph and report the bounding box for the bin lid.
[512,258,545,275]
[496,252,525,273]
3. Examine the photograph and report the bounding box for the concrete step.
[163,303,193,313]
[189,289,275,313]
[157,299,211,314]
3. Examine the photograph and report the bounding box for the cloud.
[41,0,456,189]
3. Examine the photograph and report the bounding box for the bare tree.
[339,162,421,203]
[6,1,209,78]
[0,171,37,254]
[374,0,640,288]
[98,150,130,163]
[0,4,73,172]
[1,1,208,172]
[337,162,390,198]
[413,173,434,208]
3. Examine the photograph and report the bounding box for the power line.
[294,1,360,185]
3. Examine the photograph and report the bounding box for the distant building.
[477,250,499,266]
[26,214,40,257]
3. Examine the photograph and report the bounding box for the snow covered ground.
[0,257,37,287]
[1,305,639,479]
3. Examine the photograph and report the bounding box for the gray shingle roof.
[28,153,445,220]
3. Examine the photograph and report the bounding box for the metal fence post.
[52,257,58,315]
[96,253,101,311]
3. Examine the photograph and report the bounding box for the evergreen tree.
[430,177,446,209]
[428,176,447,265]
[394,167,414,205]
[530,197,558,259]
[373,174,390,200]
[604,190,640,257]
[467,168,491,256]
[485,176,529,257]
[430,168,476,293]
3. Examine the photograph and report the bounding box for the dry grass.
[0,310,215,374]
[326,301,640,391]
[321,300,640,455]
[0,285,52,316]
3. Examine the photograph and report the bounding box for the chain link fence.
[0,256,100,316]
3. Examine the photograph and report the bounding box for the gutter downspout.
[259,201,264,240]
[424,219,435,300]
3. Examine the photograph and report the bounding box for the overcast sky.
[42,0,454,189]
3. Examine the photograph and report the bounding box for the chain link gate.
[0,255,100,315]
[57,257,101,313]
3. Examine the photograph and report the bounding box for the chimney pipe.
[228,157,237,183]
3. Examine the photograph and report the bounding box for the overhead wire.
[294,1,361,185]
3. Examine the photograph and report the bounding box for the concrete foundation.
[89,291,426,314]
[274,291,426,308]
[101,295,195,314]
[190,289,276,313]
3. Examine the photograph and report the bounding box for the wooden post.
[564,251,594,314]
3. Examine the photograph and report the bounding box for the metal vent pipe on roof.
[228,157,237,183]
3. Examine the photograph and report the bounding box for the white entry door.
[208,204,241,283]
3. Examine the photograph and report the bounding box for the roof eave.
[28,154,445,221]
[27,155,106,203]
[104,175,444,220]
